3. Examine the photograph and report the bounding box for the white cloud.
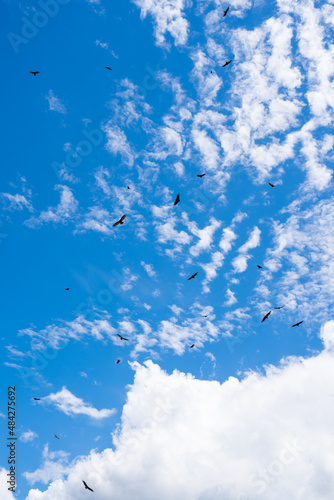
[1,193,34,212]
[42,387,116,420]
[103,123,136,166]
[46,91,67,114]
[132,0,189,47]
[232,226,261,273]
[0,469,16,499]
[141,261,157,278]
[24,444,70,486]
[24,325,334,499]
[25,186,78,228]
[20,430,38,443]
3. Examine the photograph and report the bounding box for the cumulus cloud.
[42,387,116,420]
[25,323,334,499]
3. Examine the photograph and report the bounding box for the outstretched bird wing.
[274,306,284,310]
[113,215,126,227]
[83,481,94,492]
[105,67,112,70]
[197,173,206,178]
[174,194,180,205]
[223,6,229,16]
[257,265,262,269]
[222,60,232,67]
[30,71,39,75]
[188,272,198,280]
[54,434,60,440]
[292,321,304,327]
[261,311,271,323]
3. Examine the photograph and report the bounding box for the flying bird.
[116,359,121,364]
[188,272,198,281]
[127,186,130,189]
[105,66,112,70]
[53,434,60,440]
[117,334,129,341]
[33,398,40,400]
[223,6,229,16]
[269,183,276,187]
[65,288,70,291]
[274,306,284,310]
[202,315,209,318]
[292,321,304,327]
[261,311,271,323]
[197,173,206,178]
[222,60,232,68]
[30,71,39,76]
[174,193,180,206]
[83,481,94,492]
[257,265,262,269]
[190,344,195,348]
[113,214,126,227]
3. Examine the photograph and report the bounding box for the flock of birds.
[27,5,304,493]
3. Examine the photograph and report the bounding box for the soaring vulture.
[257,265,262,269]
[53,434,60,440]
[222,60,232,68]
[274,306,284,310]
[113,215,126,227]
[30,71,39,76]
[117,333,129,341]
[188,272,198,281]
[269,183,276,187]
[105,67,112,70]
[292,321,304,327]
[261,311,271,323]
[83,481,94,492]
[197,173,206,178]
[174,193,180,206]
[223,6,229,17]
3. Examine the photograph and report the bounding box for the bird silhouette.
[261,311,271,323]
[113,215,126,227]
[188,272,198,281]
[30,71,39,76]
[53,434,60,440]
[190,344,195,348]
[174,193,180,205]
[33,398,40,401]
[65,288,70,291]
[197,173,206,178]
[127,186,130,189]
[222,60,232,68]
[116,359,121,364]
[202,315,209,318]
[117,334,129,341]
[274,306,284,310]
[83,481,94,492]
[223,6,229,16]
[269,183,276,187]
[257,265,262,269]
[292,321,304,327]
[105,67,112,70]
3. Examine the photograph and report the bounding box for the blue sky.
[1,0,334,498]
